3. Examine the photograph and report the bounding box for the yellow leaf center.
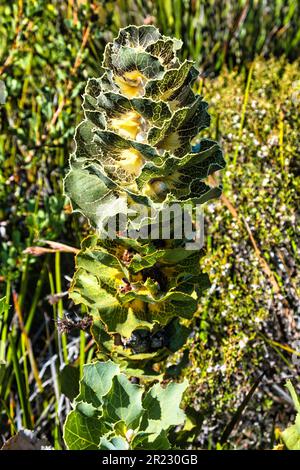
[115,70,146,98]
[110,111,141,139]
[118,148,144,176]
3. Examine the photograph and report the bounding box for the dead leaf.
[1,430,52,451]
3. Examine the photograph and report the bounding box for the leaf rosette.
[64,25,225,371]
[64,25,225,231]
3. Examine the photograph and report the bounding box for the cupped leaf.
[114,25,182,69]
[91,316,191,367]
[112,25,161,50]
[145,38,182,67]
[104,44,164,79]
[138,140,225,198]
[148,98,210,157]
[63,158,118,229]
[69,237,204,337]
[104,45,164,98]
[144,60,198,106]
[83,87,172,132]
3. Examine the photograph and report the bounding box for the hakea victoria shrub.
[64,25,225,371]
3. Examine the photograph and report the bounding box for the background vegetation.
[0,0,299,449]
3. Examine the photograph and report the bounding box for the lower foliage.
[63,361,188,450]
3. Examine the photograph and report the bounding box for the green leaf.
[112,25,161,51]
[281,423,300,450]
[147,98,210,157]
[99,434,129,450]
[70,237,204,337]
[76,360,120,410]
[103,374,143,427]
[64,410,106,450]
[70,269,151,337]
[145,60,198,106]
[140,379,188,436]
[165,319,191,353]
[146,38,182,67]
[138,140,225,198]
[132,429,171,450]
[105,45,164,80]
[64,159,117,229]
[83,128,158,184]
[84,86,172,128]
[286,380,300,413]
[60,365,80,401]
[91,317,190,368]
[281,380,300,450]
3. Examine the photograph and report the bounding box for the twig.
[241,215,280,294]
[23,240,79,256]
[220,370,267,444]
